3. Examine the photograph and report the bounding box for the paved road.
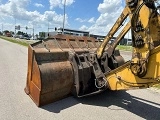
[0,39,160,120]
[120,50,132,61]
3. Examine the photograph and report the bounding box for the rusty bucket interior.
[24,34,104,106]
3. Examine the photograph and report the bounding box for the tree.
[3,30,9,34]
[10,31,14,35]
[35,34,38,39]
[39,32,45,38]
[17,31,25,35]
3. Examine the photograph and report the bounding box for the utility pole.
[48,20,49,36]
[62,0,66,34]
[26,26,34,39]
[15,18,16,35]
[33,25,34,40]
[1,24,3,33]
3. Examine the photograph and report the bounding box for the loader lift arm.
[96,6,131,58]
[99,0,160,90]
[25,0,160,106]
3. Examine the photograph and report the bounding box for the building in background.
[39,28,132,45]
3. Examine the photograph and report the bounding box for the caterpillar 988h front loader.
[25,0,160,106]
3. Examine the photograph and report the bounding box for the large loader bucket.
[25,34,103,106]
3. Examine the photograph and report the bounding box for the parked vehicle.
[19,35,24,39]
[30,37,36,40]
[24,37,30,40]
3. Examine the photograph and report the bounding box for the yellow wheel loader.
[25,0,160,106]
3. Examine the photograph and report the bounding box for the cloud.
[75,18,87,23]
[0,0,69,31]
[43,11,68,26]
[0,0,124,36]
[88,17,95,23]
[1,23,15,31]
[9,0,30,9]
[0,0,35,19]
[79,25,88,31]
[98,0,122,14]
[34,3,44,8]
[75,17,95,24]
[49,0,61,9]
[79,0,124,36]
[49,0,75,9]
[62,0,75,6]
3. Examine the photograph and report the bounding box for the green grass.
[0,36,29,47]
[153,84,160,89]
[1,35,132,51]
[116,45,132,51]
